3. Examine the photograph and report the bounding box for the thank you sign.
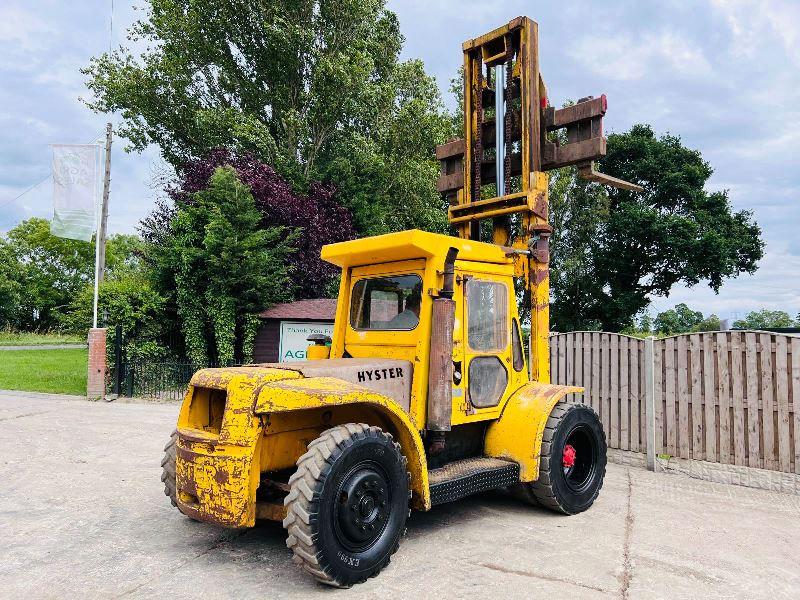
[279,321,334,361]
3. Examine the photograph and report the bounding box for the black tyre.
[514,401,606,515]
[161,431,179,508]
[283,423,410,587]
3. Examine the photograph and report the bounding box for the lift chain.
[473,54,483,203]
[504,36,513,195]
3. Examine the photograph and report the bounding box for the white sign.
[51,144,99,241]
[279,321,334,362]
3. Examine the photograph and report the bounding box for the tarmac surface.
[1,390,799,599]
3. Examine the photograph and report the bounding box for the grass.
[0,348,87,395]
[0,330,85,346]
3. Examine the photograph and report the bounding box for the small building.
[253,299,337,363]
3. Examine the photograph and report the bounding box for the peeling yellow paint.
[484,382,583,481]
[175,366,431,527]
[254,376,431,510]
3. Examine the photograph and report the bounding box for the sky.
[0,0,798,322]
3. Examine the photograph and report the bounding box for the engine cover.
[254,358,413,412]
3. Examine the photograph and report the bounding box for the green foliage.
[0,240,21,328]
[549,125,764,331]
[319,60,453,235]
[638,313,654,334]
[622,306,721,337]
[652,304,722,335]
[59,273,166,338]
[83,0,453,236]
[693,314,722,333]
[149,167,295,364]
[733,309,797,330]
[654,303,704,335]
[548,166,609,331]
[2,218,95,330]
[0,218,144,331]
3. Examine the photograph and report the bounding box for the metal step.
[428,457,520,506]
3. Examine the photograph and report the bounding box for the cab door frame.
[450,259,520,425]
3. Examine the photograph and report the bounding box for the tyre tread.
[283,423,408,588]
[515,401,606,515]
[162,430,179,508]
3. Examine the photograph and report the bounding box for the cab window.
[512,320,525,372]
[350,275,423,331]
[467,280,508,351]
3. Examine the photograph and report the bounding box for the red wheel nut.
[562,444,576,468]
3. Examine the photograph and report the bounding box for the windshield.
[350,274,423,331]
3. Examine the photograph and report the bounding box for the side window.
[350,274,423,331]
[512,320,525,372]
[467,280,508,351]
[468,356,508,407]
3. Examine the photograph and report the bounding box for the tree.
[549,125,764,331]
[59,274,168,360]
[654,303,704,335]
[652,303,721,334]
[548,166,609,332]
[318,59,453,235]
[145,150,356,299]
[692,314,722,333]
[733,310,796,330]
[83,0,453,235]
[0,240,21,328]
[149,167,295,364]
[1,218,142,330]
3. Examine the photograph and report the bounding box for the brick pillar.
[87,328,107,400]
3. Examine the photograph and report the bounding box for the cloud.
[1,0,798,320]
[0,1,158,236]
[649,247,800,320]
[711,0,800,65]
[569,32,712,81]
[0,6,53,48]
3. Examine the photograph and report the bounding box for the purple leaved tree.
[149,150,356,299]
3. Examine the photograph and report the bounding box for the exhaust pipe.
[427,248,459,454]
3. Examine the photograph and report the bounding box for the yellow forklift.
[161,16,640,587]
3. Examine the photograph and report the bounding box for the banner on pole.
[51,144,98,241]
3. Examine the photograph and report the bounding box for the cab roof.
[321,229,514,269]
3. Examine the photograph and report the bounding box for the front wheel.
[283,423,410,587]
[161,431,179,508]
[513,401,607,515]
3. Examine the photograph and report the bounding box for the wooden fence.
[550,331,799,475]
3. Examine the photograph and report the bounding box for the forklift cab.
[320,229,531,430]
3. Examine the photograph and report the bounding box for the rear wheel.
[514,401,606,515]
[283,423,410,587]
[161,431,179,508]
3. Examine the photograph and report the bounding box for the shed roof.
[259,299,337,321]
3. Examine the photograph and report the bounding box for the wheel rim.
[561,424,599,494]
[333,461,392,552]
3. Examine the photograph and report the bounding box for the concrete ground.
[1,391,799,600]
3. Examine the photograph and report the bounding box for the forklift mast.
[436,16,641,383]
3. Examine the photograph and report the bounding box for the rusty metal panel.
[253,376,432,510]
[256,358,413,412]
[541,137,606,170]
[427,298,456,431]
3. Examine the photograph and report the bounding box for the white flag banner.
[51,144,99,241]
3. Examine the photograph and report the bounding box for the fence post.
[644,336,658,471]
[113,325,123,396]
[125,363,134,398]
